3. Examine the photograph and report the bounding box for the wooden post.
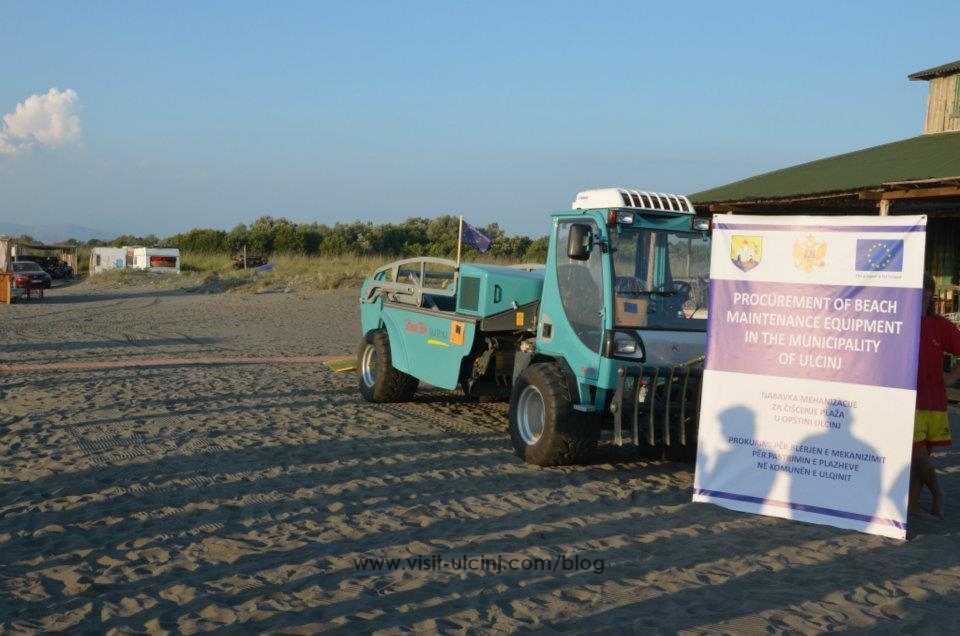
[243,245,248,271]
[456,216,463,270]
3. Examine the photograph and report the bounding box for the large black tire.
[357,329,419,403]
[508,363,599,466]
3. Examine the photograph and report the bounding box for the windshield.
[13,262,43,273]
[610,226,710,330]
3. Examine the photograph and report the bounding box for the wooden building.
[690,59,960,312]
[912,59,960,134]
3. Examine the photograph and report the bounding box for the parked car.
[12,260,53,290]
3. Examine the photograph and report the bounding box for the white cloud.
[0,135,18,155]
[0,88,81,155]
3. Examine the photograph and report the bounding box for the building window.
[149,255,177,268]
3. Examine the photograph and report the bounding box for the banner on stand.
[693,215,927,539]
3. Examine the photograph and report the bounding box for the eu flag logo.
[855,239,904,272]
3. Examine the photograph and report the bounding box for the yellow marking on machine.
[450,321,465,346]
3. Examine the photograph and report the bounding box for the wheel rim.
[361,344,378,388]
[516,385,545,445]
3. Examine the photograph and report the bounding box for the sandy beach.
[2,275,960,634]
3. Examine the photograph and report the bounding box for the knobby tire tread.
[511,363,599,466]
[359,329,419,403]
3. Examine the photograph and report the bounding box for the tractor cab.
[538,188,711,372]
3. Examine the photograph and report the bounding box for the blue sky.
[1,0,958,240]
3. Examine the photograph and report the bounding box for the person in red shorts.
[909,273,960,520]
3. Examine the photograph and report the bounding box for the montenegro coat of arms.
[792,235,827,273]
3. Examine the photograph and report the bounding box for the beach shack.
[90,247,130,274]
[1,236,79,304]
[90,246,181,275]
[132,247,181,273]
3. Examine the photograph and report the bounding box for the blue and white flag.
[461,220,491,252]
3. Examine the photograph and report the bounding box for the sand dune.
[1,277,959,633]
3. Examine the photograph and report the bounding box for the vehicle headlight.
[603,330,645,361]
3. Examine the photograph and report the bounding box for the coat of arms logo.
[730,235,762,272]
[792,234,827,273]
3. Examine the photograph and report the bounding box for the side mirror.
[567,224,593,261]
[691,216,711,241]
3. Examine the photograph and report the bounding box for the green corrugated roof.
[909,59,960,80]
[689,131,960,203]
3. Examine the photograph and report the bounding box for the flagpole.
[456,215,463,270]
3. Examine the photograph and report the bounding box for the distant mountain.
[0,222,115,244]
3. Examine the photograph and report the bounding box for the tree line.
[45,215,549,263]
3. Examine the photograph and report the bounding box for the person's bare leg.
[924,446,946,518]
[910,444,942,519]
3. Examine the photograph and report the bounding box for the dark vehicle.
[55,260,75,279]
[233,253,267,269]
[32,255,74,279]
[12,260,53,290]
